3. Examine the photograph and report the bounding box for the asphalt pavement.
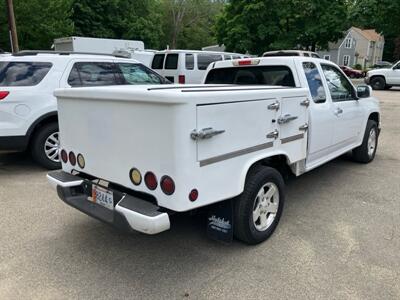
[1,89,399,299]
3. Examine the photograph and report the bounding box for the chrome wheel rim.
[367,128,376,158]
[252,182,279,232]
[44,132,60,162]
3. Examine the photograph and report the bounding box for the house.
[318,27,384,68]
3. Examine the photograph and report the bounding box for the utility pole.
[5,0,19,53]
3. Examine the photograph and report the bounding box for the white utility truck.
[47,57,380,244]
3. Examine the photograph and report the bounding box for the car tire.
[370,77,385,90]
[234,167,284,245]
[31,122,61,170]
[352,120,378,163]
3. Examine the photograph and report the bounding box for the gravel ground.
[0,89,399,300]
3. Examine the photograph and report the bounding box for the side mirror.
[356,85,371,98]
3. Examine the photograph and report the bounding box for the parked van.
[151,50,248,84]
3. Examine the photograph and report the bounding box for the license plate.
[90,185,114,210]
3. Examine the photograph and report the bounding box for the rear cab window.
[197,54,222,70]
[205,65,296,87]
[151,54,165,69]
[0,61,52,86]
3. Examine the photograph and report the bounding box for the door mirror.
[357,85,371,98]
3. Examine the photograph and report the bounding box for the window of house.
[302,62,326,103]
[345,38,352,48]
[343,55,350,66]
[323,55,330,61]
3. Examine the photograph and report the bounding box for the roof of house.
[351,27,383,41]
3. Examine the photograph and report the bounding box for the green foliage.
[0,0,74,51]
[349,0,400,61]
[353,64,362,70]
[216,0,349,55]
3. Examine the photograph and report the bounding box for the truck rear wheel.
[234,167,284,244]
[352,120,378,163]
[31,122,61,170]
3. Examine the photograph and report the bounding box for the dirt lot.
[1,89,399,299]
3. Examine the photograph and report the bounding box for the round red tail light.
[60,149,68,163]
[69,151,76,166]
[189,189,198,202]
[160,176,175,195]
[144,172,157,190]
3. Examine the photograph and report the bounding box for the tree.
[0,0,74,51]
[71,0,163,49]
[216,0,348,55]
[160,0,224,49]
[349,0,400,61]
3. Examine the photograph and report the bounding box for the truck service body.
[48,57,380,244]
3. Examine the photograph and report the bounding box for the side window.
[303,53,310,57]
[151,54,165,69]
[321,64,355,102]
[116,63,163,84]
[165,54,179,70]
[197,54,222,70]
[224,55,232,60]
[0,61,52,86]
[67,65,81,86]
[69,62,117,87]
[302,62,326,103]
[185,54,194,70]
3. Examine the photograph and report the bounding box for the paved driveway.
[1,89,399,299]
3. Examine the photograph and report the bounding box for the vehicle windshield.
[205,65,295,87]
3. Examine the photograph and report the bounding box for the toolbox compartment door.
[196,99,278,163]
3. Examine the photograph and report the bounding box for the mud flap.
[207,199,233,243]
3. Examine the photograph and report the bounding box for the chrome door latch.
[266,129,279,139]
[300,99,310,107]
[267,102,280,111]
[277,114,298,124]
[191,127,225,140]
[299,123,309,131]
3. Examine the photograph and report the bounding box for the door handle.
[266,129,279,139]
[334,107,343,116]
[277,114,298,124]
[299,123,309,131]
[300,99,310,107]
[267,102,280,111]
[191,127,225,140]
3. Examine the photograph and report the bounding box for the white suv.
[0,51,167,169]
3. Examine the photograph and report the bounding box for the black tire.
[234,167,285,245]
[352,120,378,163]
[31,122,61,170]
[370,77,385,90]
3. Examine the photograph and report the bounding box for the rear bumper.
[47,170,170,235]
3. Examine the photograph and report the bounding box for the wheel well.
[368,112,380,126]
[246,155,292,182]
[28,114,58,145]
[370,75,385,82]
